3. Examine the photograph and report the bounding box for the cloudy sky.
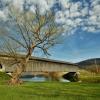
[0,0,100,63]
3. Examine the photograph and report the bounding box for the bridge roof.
[30,57,77,66]
[0,53,77,66]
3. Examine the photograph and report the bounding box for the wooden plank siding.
[0,54,79,72]
[26,61,78,72]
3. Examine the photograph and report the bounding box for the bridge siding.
[25,61,78,72]
[0,56,78,72]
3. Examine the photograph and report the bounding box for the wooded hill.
[77,58,100,73]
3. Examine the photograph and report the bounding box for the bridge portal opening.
[0,63,5,72]
[62,72,79,82]
[0,64,2,69]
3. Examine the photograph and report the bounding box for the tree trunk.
[9,47,34,85]
[9,62,26,85]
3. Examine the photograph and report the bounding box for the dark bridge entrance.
[63,72,79,82]
[0,64,2,69]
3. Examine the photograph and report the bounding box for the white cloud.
[59,0,70,9]
[30,5,36,13]
[12,0,24,11]
[84,0,100,32]
[0,10,6,20]
[92,5,100,15]
[55,11,65,24]
[70,11,81,18]
[70,2,81,13]
[81,7,88,16]
[64,10,70,18]
[28,0,52,14]
[65,19,74,26]
[88,27,96,32]
[53,0,100,34]
[75,18,82,25]
[0,0,100,34]
[89,16,97,23]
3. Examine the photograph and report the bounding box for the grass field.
[0,72,100,100]
[0,82,100,100]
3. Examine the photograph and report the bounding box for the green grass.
[0,72,100,100]
[79,70,100,83]
[0,72,11,85]
[0,82,100,100]
[0,72,11,80]
[80,76,100,83]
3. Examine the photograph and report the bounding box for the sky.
[0,0,100,63]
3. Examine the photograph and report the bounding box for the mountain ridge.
[76,58,100,73]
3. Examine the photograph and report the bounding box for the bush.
[0,72,11,80]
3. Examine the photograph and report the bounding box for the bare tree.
[0,5,63,85]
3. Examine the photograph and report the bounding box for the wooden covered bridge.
[0,54,79,76]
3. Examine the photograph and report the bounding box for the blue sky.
[48,29,100,63]
[0,0,100,63]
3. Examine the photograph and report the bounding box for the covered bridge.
[0,54,79,73]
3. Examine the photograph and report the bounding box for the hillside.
[77,58,100,73]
